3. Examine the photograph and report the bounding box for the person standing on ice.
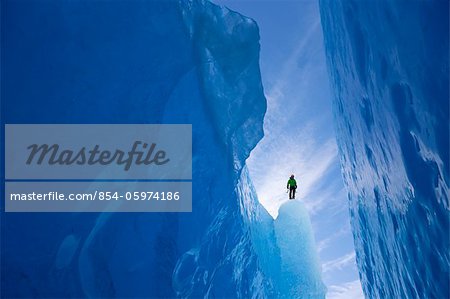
[287,174,297,199]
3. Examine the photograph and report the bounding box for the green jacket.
[287,178,297,188]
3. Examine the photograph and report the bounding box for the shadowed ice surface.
[2,0,325,298]
[319,0,449,297]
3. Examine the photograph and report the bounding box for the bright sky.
[213,1,364,298]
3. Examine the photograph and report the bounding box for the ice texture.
[2,0,325,298]
[319,0,449,298]
[236,167,326,298]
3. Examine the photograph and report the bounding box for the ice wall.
[319,0,449,298]
[2,0,268,297]
[2,0,326,298]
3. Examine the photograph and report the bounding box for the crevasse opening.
[215,0,364,297]
[236,167,326,298]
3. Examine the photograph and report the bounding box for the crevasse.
[2,0,325,298]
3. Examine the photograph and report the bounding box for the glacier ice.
[274,201,326,298]
[236,167,326,298]
[319,0,449,298]
[2,0,325,298]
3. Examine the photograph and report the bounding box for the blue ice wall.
[236,167,326,298]
[319,1,449,298]
[2,0,269,297]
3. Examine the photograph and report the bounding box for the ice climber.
[287,174,297,199]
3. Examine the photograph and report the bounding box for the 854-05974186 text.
[9,191,182,201]
[5,125,192,212]
[5,181,192,212]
